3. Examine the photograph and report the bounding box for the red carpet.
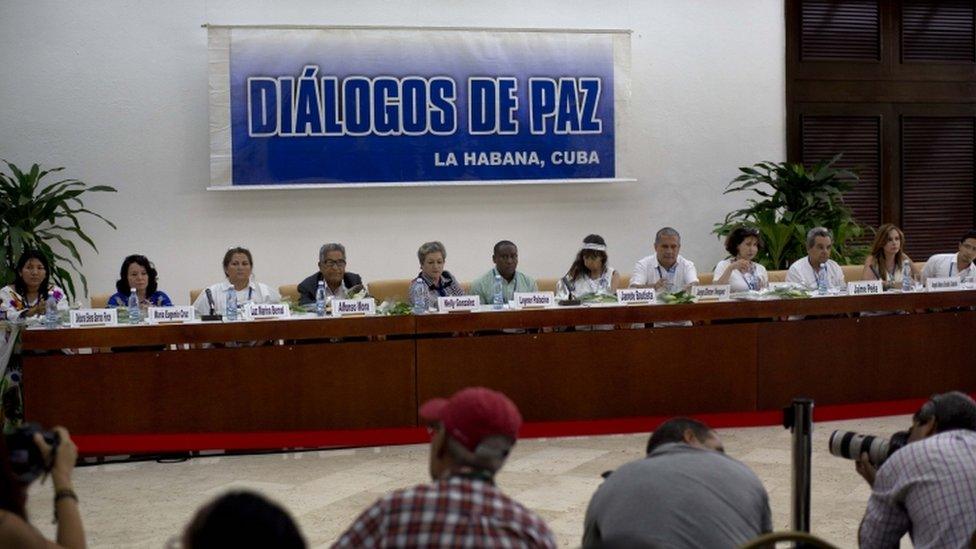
[72,396,946,457]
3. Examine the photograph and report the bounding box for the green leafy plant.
[659,290,696,304]
[0,161,117,300]
[713,154,868,270]
[580,293,618,304]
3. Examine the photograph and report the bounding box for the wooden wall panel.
[788,0,976,238]
[23,340,418,434]
[801,0,881,61]
[901,116,975,259]
[801,115,883,228]
[902,0,976,63]
[417,326,758,422]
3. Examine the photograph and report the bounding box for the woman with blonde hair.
[862,223,919,289]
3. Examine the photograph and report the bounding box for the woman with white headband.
[556,234,620,299]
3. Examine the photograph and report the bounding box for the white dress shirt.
[630,254,698,290]
[786,257,845,290]
[193,280,281,316]
[921,253,976,282]
[712,259,769,292]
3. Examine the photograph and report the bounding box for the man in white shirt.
[786,227,846,290]
[631,227,699,292]
[920,230,976,282]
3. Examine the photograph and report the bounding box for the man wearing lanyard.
[786,227,846,290]
[630,227,699,292]
[469,240,539,305]
[921,230,976,283]
[333,387,557,548]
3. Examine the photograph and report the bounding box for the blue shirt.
[108,290,172,307]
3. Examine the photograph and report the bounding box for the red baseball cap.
[419,387,523,451]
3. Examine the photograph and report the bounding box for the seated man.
[297,243,365,305]
[583,418,771,549]
[921,230,976,282]
[857,391,976,549]
[469,240,538,305]
[630,227,699,292]
[333,387,556,548]
[786,226,845,290]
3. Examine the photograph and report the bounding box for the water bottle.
[127,288,141,324]
[410,279,427,314]
[817,264,829,294]
[492,274,505,310]
[43,294,59,328]
[901,259,912,292]
[225,286,238,321]
[744,270,757,291]
[315,280,327,317]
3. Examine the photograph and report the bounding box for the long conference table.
[20,290,976,455]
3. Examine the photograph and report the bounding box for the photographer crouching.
[0,425,85,548]
[853,391,976,548]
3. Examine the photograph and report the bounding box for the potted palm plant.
[713,154,867,270]
[0,160,117,301]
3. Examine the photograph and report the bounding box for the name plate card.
[926,276,961,292]
[616,288,656,305]
[69,309,118,327]
[331,298,376,317]
[691,285,731,302]
[847,280,883,296]
[513,292,555,309]
[244,303,290,319]
[437,295,480,312]
[147,306,196,324]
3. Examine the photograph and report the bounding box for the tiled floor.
[27,415,913,548]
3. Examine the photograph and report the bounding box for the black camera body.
[5,423,60,484]
[828,429,909,467]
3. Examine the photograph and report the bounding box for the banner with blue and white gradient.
[208,26,630,188]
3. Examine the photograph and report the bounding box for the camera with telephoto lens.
[828,429,909,467]
[4,423,60,484]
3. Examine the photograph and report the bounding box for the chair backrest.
[767,270,788,283]
[278,284,300,303]
[618,273,631,288]
[739,530,839,549]
[698,272,714,285]
[368,279,413,304]
[536,278,558,292]
[189,289,202,306]
[841,264,863,283]
[90,293,112,308]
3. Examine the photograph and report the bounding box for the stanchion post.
[782,397,814,533]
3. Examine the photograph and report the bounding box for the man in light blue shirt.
[470,240,538,305]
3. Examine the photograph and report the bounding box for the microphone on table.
[202,288,222,321]
[558,276,580,306]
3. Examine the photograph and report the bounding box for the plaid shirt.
[332,476,557,548]
[859,430,976,549]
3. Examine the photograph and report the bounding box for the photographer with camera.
[856,391,976,549]
[0,425,85,548]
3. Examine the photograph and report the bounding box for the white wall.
[0,0,785,304]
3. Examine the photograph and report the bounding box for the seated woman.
[193,247,280,317]
[107,255,172,307]
[0,250,69,321]
[555,234,620,299]
[409,241,464,311]
[862,224,919,290]
[713,226,769,292]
